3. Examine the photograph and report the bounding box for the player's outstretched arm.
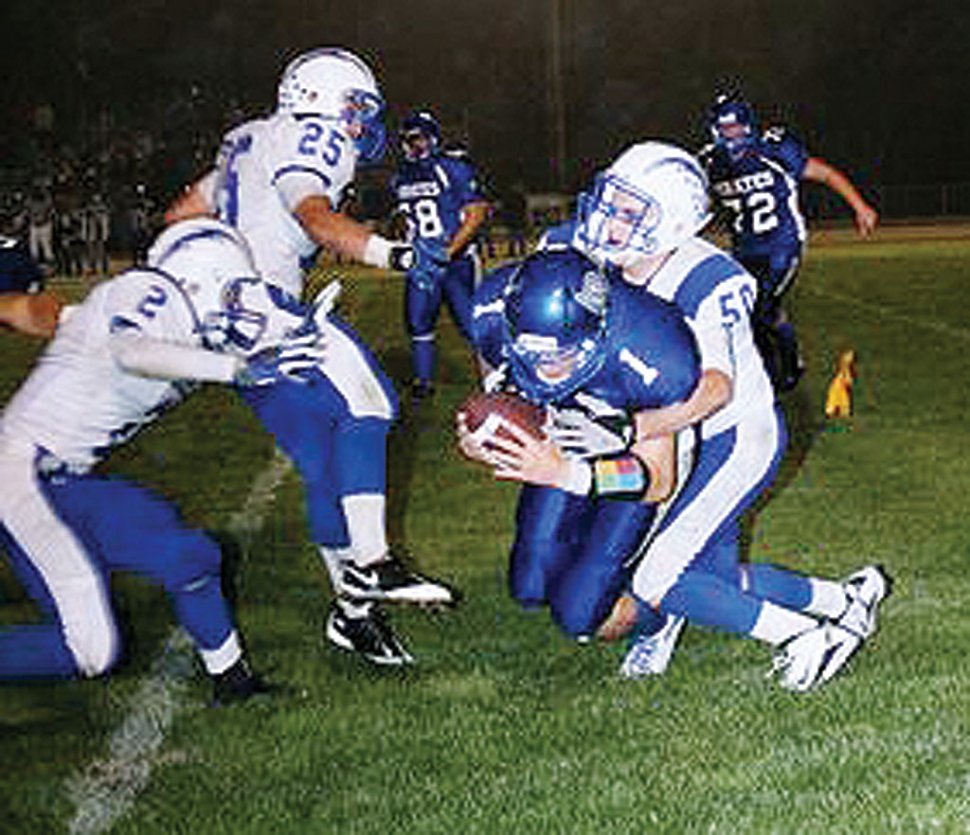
[110,330,241,382]
[293,194,414,272]
[803,157,879,237]
[110,329,326,387]
[0,292,62,338]
[293,194,373,260]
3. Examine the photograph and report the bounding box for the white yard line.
[66,449,292,835]
[805,284,970,343]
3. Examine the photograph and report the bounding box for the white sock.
[749,602,819,646]
[319,545,352,588]
[199,630,243,675]
[805,578,850,619]
[342,494,388,567]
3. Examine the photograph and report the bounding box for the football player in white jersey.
[553,141,889,691]
[0,217,329,704]
[165,48,457,665]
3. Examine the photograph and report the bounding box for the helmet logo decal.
[575,268,608,316]
[515,332,561,354]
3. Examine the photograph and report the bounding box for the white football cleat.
[837,564,890,639]
[619,614,686,679]
[771,621,862,692]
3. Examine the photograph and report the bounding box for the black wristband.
[388,244,415,272]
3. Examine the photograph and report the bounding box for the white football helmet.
[574,141,711,267]
[276,47,386,162]
[147,218,271,351]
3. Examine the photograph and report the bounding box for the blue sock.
[660,570,761,635]
[742,563,813,611]
[412,337,435,384]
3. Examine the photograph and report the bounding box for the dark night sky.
[0,0,967,201]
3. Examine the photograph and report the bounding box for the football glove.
[234,334,326,387]
[388,244,416,272]
[546,407,630,459]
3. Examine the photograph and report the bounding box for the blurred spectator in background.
[26,183,55,272]
[85,191,112,275]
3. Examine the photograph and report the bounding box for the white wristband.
[561,457,593,496]
[362,234,394,269]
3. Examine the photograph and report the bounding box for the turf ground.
[3,225,970,833]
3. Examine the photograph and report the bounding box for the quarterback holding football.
[457,248,701,640]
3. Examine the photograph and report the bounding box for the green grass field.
[3,231,970,833]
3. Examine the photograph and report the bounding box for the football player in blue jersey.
[568,141,888,691]
[457,248,701,640]
[0,219,322,704]
[165,49,457,665]
[699,93,879,391]
[391,109,491,399]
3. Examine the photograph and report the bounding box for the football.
[458,390,547,443]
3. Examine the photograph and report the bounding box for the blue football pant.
[406,254,478,383]
[242,381,390,548]
[510,484,657,638]
[633,406,813,636]
[240,315,399,549]
[739,245,803,386]
[0,472,235,680]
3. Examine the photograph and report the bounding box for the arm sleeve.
[102,269,242,383]
[456,160,487,205]
[109,330,242,382]
[768,129,810,179]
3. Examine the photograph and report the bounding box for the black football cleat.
[326,603,414,666]
[211,658,273,707]
[339,557,458,607]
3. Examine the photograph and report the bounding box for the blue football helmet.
[277,47,387,163]
[707,93,757,160]
[504,250,609,403]
[400,109,441,160]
